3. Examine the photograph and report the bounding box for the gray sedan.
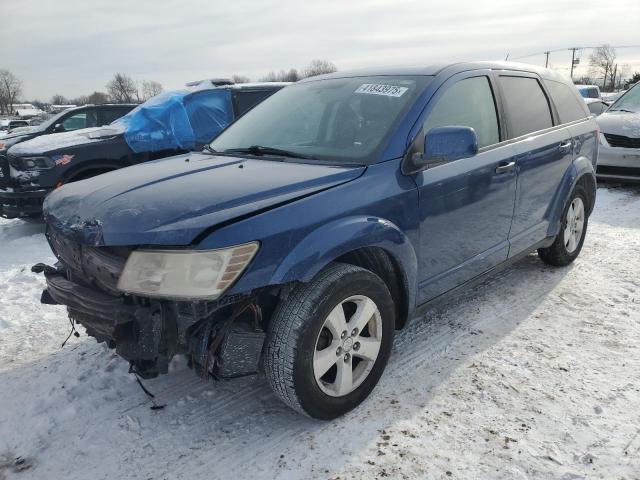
[596,83,640,182]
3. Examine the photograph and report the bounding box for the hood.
[8,127,118,156]
[1,126,41,140]
[0,130,40,151]
[44,153,365,246]
[596,110,640,137]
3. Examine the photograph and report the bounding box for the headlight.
[10,156,55,171]
[599,133,609,147]
[117,242,259,300]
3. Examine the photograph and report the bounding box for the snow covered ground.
[1,186,639,480]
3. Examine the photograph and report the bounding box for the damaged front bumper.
[37,230,268,380]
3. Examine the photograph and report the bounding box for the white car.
[596,82,640,182]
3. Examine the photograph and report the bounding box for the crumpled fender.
[270,215,418,305]
[546,155,596,237]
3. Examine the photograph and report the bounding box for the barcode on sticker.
[355,84,408,97]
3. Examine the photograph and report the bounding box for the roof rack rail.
[185,78,234,87]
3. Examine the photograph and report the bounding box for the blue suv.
[37,62,598,419]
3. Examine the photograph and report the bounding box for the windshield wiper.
[202,144,219,155]
[609,108,637,113]
[224,145,316,160]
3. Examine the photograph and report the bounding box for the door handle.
[495,161,516,174]
[559,141,573,153]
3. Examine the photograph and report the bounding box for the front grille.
[47,228,128,295]
[604,133,640,149]
[0,154,11,188]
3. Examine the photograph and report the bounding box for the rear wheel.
[263,263,395,419]
[538,185,588,266]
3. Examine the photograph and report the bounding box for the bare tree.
[106,73,138,103]
[51,94,68,105]
[301,59,337,78]
[86,91,109,104]
[282,68,300,82]
[259,71,279,82]
[589,45,616,91]
[231,74,251,84]
[141,80,163,100]
[576,75,595,86]
[258,68,301,82]
[0,69,23,115]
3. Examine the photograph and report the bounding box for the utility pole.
[569,47,579,80]
[544,51,550,67]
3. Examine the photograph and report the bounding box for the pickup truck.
[0,104,136,217]
[37,62,598,419]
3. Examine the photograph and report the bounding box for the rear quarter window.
[499,76,553,138]
[544,80,588,123]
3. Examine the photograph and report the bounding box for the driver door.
[413,72,518,303]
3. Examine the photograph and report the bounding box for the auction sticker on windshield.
[355,84,408,97]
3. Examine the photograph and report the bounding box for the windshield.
[210,75,432,164]
[609,83,640,113]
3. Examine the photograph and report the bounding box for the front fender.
[547,155,596,237]
[271,215,418,303]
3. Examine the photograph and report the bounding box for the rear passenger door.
[414,72,518,303]
[497,73,575,256]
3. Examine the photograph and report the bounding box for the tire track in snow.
[1,186,639,479]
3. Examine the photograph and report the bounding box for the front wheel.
[538,185,589,266]
[263,263,395,419]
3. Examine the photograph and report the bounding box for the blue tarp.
[112,89,234,153]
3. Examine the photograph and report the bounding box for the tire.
[263,262,395,419]
[538,185,589,266]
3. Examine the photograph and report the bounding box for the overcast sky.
[3,0,640,101]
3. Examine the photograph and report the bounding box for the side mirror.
[53,123,65,133]
[403,126,478,174]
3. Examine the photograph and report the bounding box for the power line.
[512,44,640,61]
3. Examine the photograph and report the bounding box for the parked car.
[36,62,597,419]
[585,98,609,116]
[5,119,31,133]
[595,81,640,182]
[0,83,283,219]
[576,84,602,100]
[0,104,134,144]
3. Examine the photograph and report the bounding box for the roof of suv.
[54,104,138,114]
[299,61,570,84]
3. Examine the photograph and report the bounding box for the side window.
[424,76,499,149]
[86,109,98,128]
[234,90,276,117]
[99,108,128,125]
[544,80,588,123]
[61,112,87,131]
[499,76,553,138]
